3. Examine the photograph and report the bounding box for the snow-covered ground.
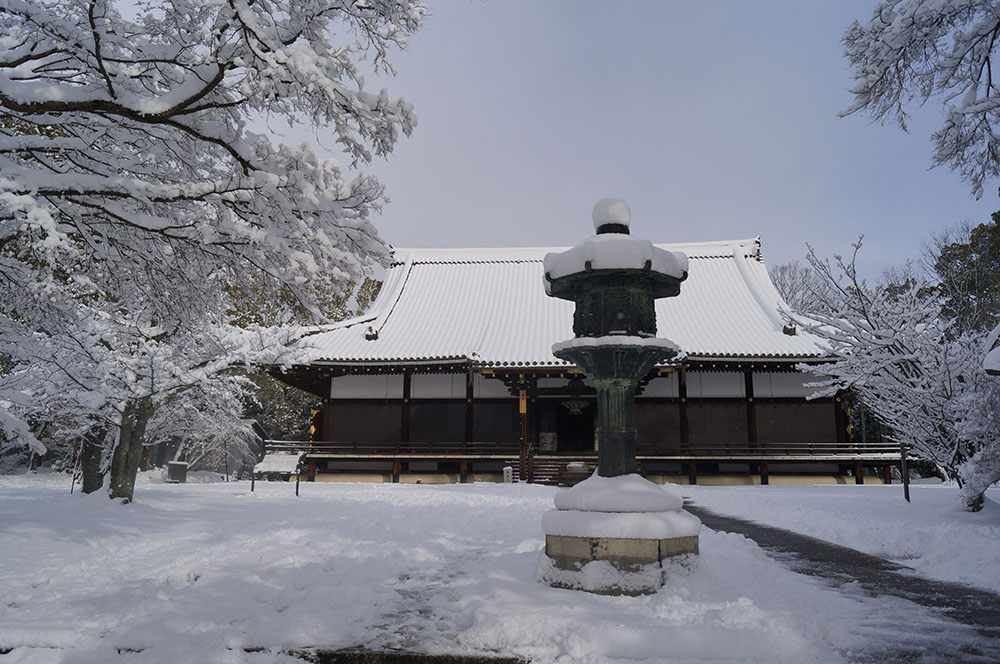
[683,480,1000,594]
[0,473,996,663]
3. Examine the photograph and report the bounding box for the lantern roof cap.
[542,235,688,295]
[544,198,688,292]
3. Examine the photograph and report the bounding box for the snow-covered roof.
[985,324,1000,376]
[986,348,1000,375]
[302,238,825,367]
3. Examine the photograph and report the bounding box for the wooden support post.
[900,443,910,502]
[678,366,690,453]
[307,460,316,482]
[834,395,848,444]
[744,369,758,451]
[401,372,412,448]
[392,459,401,484]
[854,462,864,485]
[310,408,324,443]
[460,459,468,484]
[760,460,769,486]
[688,460,697,485]
[882,465,892,485]
[519,388,528,481]
[465,370,474,448]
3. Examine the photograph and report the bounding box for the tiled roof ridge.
[390,237,763,265]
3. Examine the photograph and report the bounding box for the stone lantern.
[544,197,687,477]
[537,198,701,595]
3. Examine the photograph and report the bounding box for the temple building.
[272,238,894,485]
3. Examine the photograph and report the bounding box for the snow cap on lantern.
[592,197,631,232]
[543,199,688,299]
[542,198,688,338]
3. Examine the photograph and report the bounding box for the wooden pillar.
[460,459,468,484]
[401,372,412,448]
[679,366,690,450]
[881,464,892,485]
[679,366,695,484]
[324,401,334,447]
[519,388,528,481]
[855,462,864,485]
[464,369,475,447]
[307,461,317,482]
[392,459,401,483]
[745,369,766,484]
[744,369,757,451]
[530,394,540,452]
[834,395,847,444]
[310,407,325,443]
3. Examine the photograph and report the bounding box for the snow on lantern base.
[537,473,701,595]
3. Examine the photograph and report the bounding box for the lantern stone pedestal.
[538,472,701,595]
[536,198,701,595]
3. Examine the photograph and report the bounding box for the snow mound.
[591,197,631,230]
[541,508,701,539]
[553,472,683,512]
[537,555,668,594]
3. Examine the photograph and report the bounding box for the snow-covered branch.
[842,0,1000,197]
[795,239,1000,510]
[0,0,425,499]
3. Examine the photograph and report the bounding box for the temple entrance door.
[557,401,595,452]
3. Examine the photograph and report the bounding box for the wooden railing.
[261,440,905,486]
[264,440,521,457]
[635,441,901,460]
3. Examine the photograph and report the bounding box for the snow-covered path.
[682,482,1000,593]
[1,477,997,663]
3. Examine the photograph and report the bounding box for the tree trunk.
[963,490,985,512]
[108,397,154,503]
[80,426,107,494]
[140,445,152,472]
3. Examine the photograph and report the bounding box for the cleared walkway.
[685,504,1000,663]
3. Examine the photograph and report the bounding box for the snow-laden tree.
[797,240,1000,510]
[768,259,829,314]
[923,217,1000,334]
[842,1,1000,197]
[0,0,424,500]
[3,290,309,496]
[146,378,260,474]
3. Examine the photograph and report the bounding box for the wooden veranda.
[258,440,906,486]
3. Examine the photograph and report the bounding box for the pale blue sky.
[309,1,998,277]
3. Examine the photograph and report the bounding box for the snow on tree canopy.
[543,199,688,294]
[0,0,426,499]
